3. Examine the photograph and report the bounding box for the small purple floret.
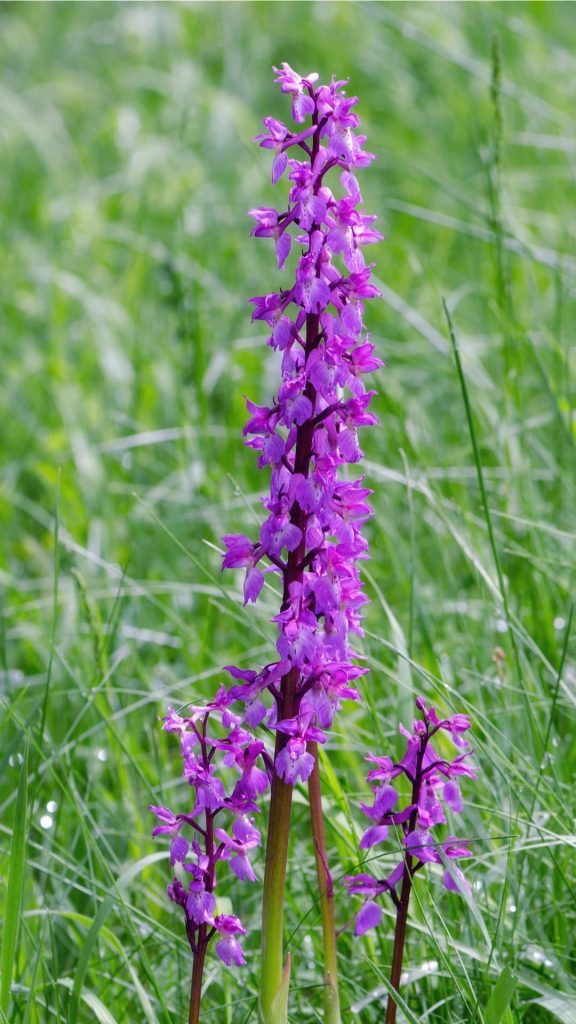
[214,915,247,967]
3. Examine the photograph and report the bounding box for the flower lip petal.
[354,900,382,936]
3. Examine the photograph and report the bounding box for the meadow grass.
[1,3,575,1022]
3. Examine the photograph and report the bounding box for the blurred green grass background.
[1,2,575,1022]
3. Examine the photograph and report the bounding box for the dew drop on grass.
[528,946,554,969]
[40,815,53,830]
[553,616,566,631]
[420,960,439,975]
[496,618,508,634]
[47,800,58,813]
[9,753,24,767]
[97,749,109,762]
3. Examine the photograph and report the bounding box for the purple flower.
[441,835,473,861]
[405,828,436,864]
[215,816,261,882]
[186,762,226,814]
[230,740,270,803]
[254,118,291,184]
[354,900,383,936]
[243,566,264,604]
[149,804,183,835]
[273,63,318,122]
[221,534,266,606]
[276,737,315,784]
[443,780,463,812]
[170,834,189,865]
[442,864,472,895]
[249,207,293,268]
[359,824,389,850]
[214,915,247,967]
[260,516,302,558]
[186,883,215,925]
[361,783,398,820]
[221,534,256,569]
[294,253,330,312]
[365,755,396,782]
[344,873,384,897]
[161,707,191,735]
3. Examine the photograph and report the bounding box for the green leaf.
[68,895,115,1024]
[59,980,119,1024]
[484,965,517,1024]
[258,953,291,1024]
[363,958,423,1024]
[532,994,576,1024]
[0,735,29,1015]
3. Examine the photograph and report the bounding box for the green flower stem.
[259,667,298,1023]
[307,743,341,1024]
[259,772,294,1020]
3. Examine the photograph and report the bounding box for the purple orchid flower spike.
[223,68,382,824]
[345,699,478,1024]
[221,64,382,1024]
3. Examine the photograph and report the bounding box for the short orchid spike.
[346,699,478,1024]
[150,704,270,1024]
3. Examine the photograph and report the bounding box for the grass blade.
[362,957,423,1024]
[484,964,517,1024]
[68,894,114,1024]
[0,734,29,1014]
[532,993,576,1024]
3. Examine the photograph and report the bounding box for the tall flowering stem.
[346,699,478,1024]
[222,63,381,1021]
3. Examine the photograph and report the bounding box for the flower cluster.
[150,696,270,966]
[346,698,477,935]
[222,63,382,784]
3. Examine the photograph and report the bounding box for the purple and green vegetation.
[346,699,477,1024]
[1,5,575,1024]
[151,64,479,1024]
